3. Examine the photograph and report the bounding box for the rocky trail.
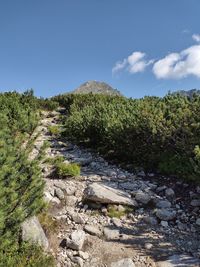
[30,109,200,267]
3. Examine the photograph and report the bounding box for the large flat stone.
[84,183,137,206]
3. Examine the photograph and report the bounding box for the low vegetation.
[56,162,81,178]
[107,205,133,218]
[55,93,200,182]
[0,242,55,267]
[48,125,61,136]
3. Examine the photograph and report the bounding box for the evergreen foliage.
[57,93,200,181]
[0,90,54,265]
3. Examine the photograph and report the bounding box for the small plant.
[107,205,133,218]
[44,155,65,165]
[56,162,81,178]
[38,211,59,235]
[48,125,60,136]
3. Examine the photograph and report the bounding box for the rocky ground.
[30,109,200,267]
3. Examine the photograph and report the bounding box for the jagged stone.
[66,230,85,251]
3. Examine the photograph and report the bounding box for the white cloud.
[112,51,153,75]
[112,59,127,74]
[192,34,200,42]
[153,45,200,79]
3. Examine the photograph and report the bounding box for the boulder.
[135,191,151,204]
[84,183,137,206]
[156,209,176,221]
[111,258,135,267]
[66,230,85,251]
[21,216,49,250]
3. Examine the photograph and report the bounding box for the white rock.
[145,243,153,249]
[78,251,89,260]
[103,227,120,240]
[111,258,135,267]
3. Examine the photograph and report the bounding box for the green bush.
[56,162,80,178]
[57,93,200,182]
[48,125,61,136]
[0,242,55,267]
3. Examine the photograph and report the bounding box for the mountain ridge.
[71,80,122,96]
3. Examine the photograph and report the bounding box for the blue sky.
[0,0,200,98]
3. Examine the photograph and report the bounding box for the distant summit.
[72,81,122,96]
[172,89,200,98]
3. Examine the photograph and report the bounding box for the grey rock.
[143,216,158,225]
[21,216,49,250]
[135,191,151,204]
[104,227,120,240]
[71,213,85,224]
[156,200,172,209]
[66,230,85,250]
[161,221,169,227]
[110,258,135,267]
[156,209,176,221]
[165,188,175,198]
[196,218,200,226]
[66,195,78,206]
[84,183,137,206]
[71,256,84,267]
[54,180,66,190]
[190,199,200,207]
[120,182,137,191]
[84,225,102,237]
[156,186,167,193]
[157,254,200,266]
[55,187,65,200]
[112,218,122,228]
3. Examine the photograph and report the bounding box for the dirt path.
[34,109,200,267]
